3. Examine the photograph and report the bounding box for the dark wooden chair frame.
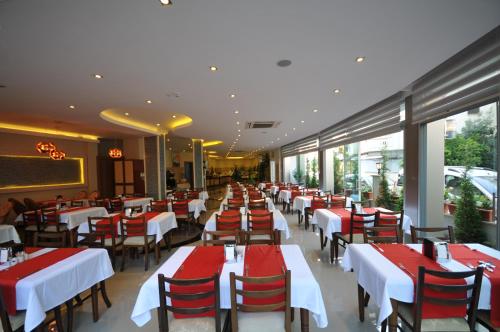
[120,215,159,271]
[410,225,456,243]
[246,211,278,245]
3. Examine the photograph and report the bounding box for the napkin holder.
[423,237,450,261]
[0,247,11,264]
[224,242,237,263]
[124,208,132,217]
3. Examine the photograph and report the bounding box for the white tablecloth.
[0,248,114,332]
[59,207,109,230]
[0,225,21,243]
[311,207,413,240]
[292,194,336,215]
[168,199,206,219]
[199,191,209,201]
[131,244,328,328]
[278,190,292,203]
[219,197,275,212]
[204,209,291,239]
[123,197,153,212]
[342,243,499,325]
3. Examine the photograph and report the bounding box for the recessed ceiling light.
[236,121,240,125]
[69,105,76,109]
[172,115,177,118]
[237,129,241,132]
[169,147,172,150]
[93,74,103,79]
[355,56,365,63]
[210,66,218,72]
[156,123,160,126]
[313,109,318,113]
[285,133,288,136]
[146,100,152,104]
[293,127,296,130]
[159,0,172,5]
[301,120,305,123]
[277,138,280,141]
[234,110,239,114]
[277,59,292,67]
[230,94,236,98]
[238,134,241,137]
[271,141,274,144]
[125,112,130,116]
[333,89,341,94]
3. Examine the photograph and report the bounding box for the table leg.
[300,308,309,332]
[91,284,99,322]
[358,284,365,322]
[319,228,324,250]
[388,299,398,332]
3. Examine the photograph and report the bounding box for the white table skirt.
[204,210,291,239]
[292,194,339,215]
[311,208,413,240]
[131,244,328,328]
[342,243,499,325]
[0,225,21,243]
[278,190,292,203]
[219,197,275,212]
[59,207,109,230]
[0,248,114,332]
[199,191,209,201]
[123,197,153,212]
[168,199,206,219]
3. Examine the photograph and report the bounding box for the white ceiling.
[1,0,499,154]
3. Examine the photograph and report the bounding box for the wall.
[0,132,98,202]
[123,137,145,160]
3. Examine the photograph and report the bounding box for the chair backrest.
[88,216,118,243]
[23,197,40,211]
[40,207,64,232]
[149,200,168,213]
[410,225,455,244]
[363,226,402,243]
[22,210,41,231]
[187,191,199,199]
[157,273,221,332]
[109,198,124,212]
[127,205,143,214]
[248,191,262,200]
[376,209,404,232]
[172,200,189,215]
[290,190,302,202]
[71,200,84,207]
[34,231,67,248]
[248,199,267,210]
[310,196,328,212]
[413,266,483,331]
[349,210,379,243]
[174,191,186,200]
[216,213,242,231]
[120,215,147,239]
[203,230,244,246]
[232,192,244,200]
[247,211,275,245]
[229,270,291,332]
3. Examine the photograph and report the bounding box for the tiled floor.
[71,202,383,331]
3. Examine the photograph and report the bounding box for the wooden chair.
[287,190,302,215]
[157,273,223,332]
[330,194,346,208]
[248,199,267,210]
[246,211,277,245]
[410,225,455,244]
[126,205,143,214]
[109,198,124,213]
[396,266,483,332]
[248,191,262,200]
[23,198,40,211]
[34,231,67,248]
[477,310,500,332]
[229,270,291,332]
[305,196,329,232]
[120,215,159,271]
[377,209,404,233]
[21,210,42,245]
[173,191,186,200]
[41,207,68,233]
[203,230,245,246]
[85,216,122,269]
[187,191,200,199]
[331,210,379,263]
[71,200,84,207]
[362,226,402,244]
[149,200,169,213]
[172,200,195,232]
[215,212,242,231]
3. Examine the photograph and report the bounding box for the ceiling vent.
[245,121,280,129]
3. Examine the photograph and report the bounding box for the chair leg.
[381,319,387,332]
[121,246,127,272]
[319,229,324,250]
[100,281,112,308]
[291,307,295,322]
[364,293,370,307]
[91,284,99,322]
[330,239,335,264]
[66,299,74,332]
[155,243,160,265]
[54,305,64,332]
[144,245,149,271]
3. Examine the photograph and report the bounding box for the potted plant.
[443,188,451,214]
[476,194,493,222]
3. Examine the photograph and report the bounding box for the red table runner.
[170,246,225,318]
[0,248,85,315]
[244,245,287,308]
[374,243,466,319]
[449,245,500,327]
[57,207,89,215]
[328,208,377,235]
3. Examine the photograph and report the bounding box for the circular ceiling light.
[313,109,318,113]
[333,89,341,94]
[159,0,172,5]
[124,112,130,116]
[230,94,236,98]
[234,110,239,114]
[172,115,177,118]
[210,66,218,72]
[93,74,103,79]
[355,56,365,63]
[69,105,76,109]
[277,59,292,67]
[301,120,305,123]
[146,100,152,104]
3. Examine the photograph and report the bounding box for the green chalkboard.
[0,155,84,189]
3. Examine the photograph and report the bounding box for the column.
[403,96,420,227]
[144,135,166,199]
[192,139,204,190]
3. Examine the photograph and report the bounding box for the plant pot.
[447,203,457,215]
[478,208,493,222]
[443,202,450,214]
[362,191,373,200]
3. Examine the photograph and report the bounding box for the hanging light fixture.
[108,148,123,159]
[49,149,66,160]
[36,141,56,154]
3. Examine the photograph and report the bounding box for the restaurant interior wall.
[0,131,98,202]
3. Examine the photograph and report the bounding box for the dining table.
[0,224,21,244]
[122,197,153,212]
[0,247,114,332]
[130,244,328,332]
[167,199,206,219]
[204,209,291,240]
[342,243,500,331]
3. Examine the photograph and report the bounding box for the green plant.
[305,158,311,187]
[454,172,486,244]
[292,168,304,184]
[333,154,344,194]
[475,194,492,209]
[444,188,450,201]
[376,147,395,210]
[445,136,484,167]
[310,158,319,188]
